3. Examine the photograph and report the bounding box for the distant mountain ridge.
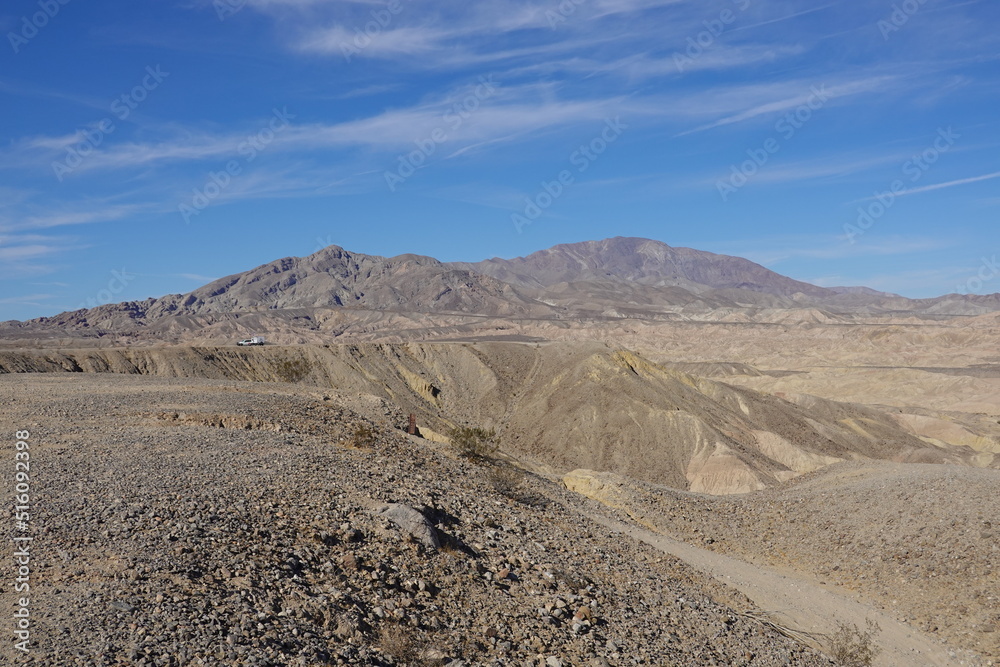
[454,237,832,297]
[827,286,901,298]
[148,245,544,317]
[5,236,1000,343]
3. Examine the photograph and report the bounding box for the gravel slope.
[1,374,833,666]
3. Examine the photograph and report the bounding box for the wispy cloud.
[891,170,1000,198]
[300,25,457,58]
[30,281,71,288]
[0,232,81,280]
[0,293,55,306]
[725,152,913,187]
[7,204,149,232]
[731,3,840,32]
[677,75,897,136]
[567,44,809,80]
[177,273,219,282]
[4,84,637,175]
[835,265,988,296]
[0,244,60,262]
[720,235,953,266]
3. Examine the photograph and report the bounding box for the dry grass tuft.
[487,461,526,496]
[350,422,378,449]
[828,619,881,667]
[377,623,423,664]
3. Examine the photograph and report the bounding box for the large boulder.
[377,503,440,550]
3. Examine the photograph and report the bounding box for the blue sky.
[1,0,998,320]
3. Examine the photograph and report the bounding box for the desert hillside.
[1,342,987,495]
[1,374,837,666]
[565,462,1000,661]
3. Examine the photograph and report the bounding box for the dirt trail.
[587,513,969,667]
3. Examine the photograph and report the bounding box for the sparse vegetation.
[274,357,311,382]
[487,460,526,496]
[828,619,880,667]
[447,425,498,461]
[485,460,548,506]
[550,566,592,593]
[10,372,955,665]
[350,422,378,449]
[438,537,464,558]
[377,623,424,664]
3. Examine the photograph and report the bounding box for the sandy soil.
[587,512,962,667]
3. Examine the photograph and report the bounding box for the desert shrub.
[350,423,377,449]
[274,358,310,382]
[487,461,525,496]
[377,623,446,665]
[828,619,880,667]
[448,426,498,461]
[438,537,464,558]
[486,461,548,506]
[538,566,592,593]
[377,623,422,664]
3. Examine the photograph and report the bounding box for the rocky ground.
[1,374,834,666]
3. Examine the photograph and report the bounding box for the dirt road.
[587,513,976,667]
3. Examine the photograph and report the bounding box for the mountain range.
[5,237,999,344]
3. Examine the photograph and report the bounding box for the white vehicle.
[237,336,266,346]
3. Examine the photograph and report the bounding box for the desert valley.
[2,237,997,666]
[6,0,999,664]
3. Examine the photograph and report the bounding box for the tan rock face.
[685,443,769,495]
[562,470,628,508]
